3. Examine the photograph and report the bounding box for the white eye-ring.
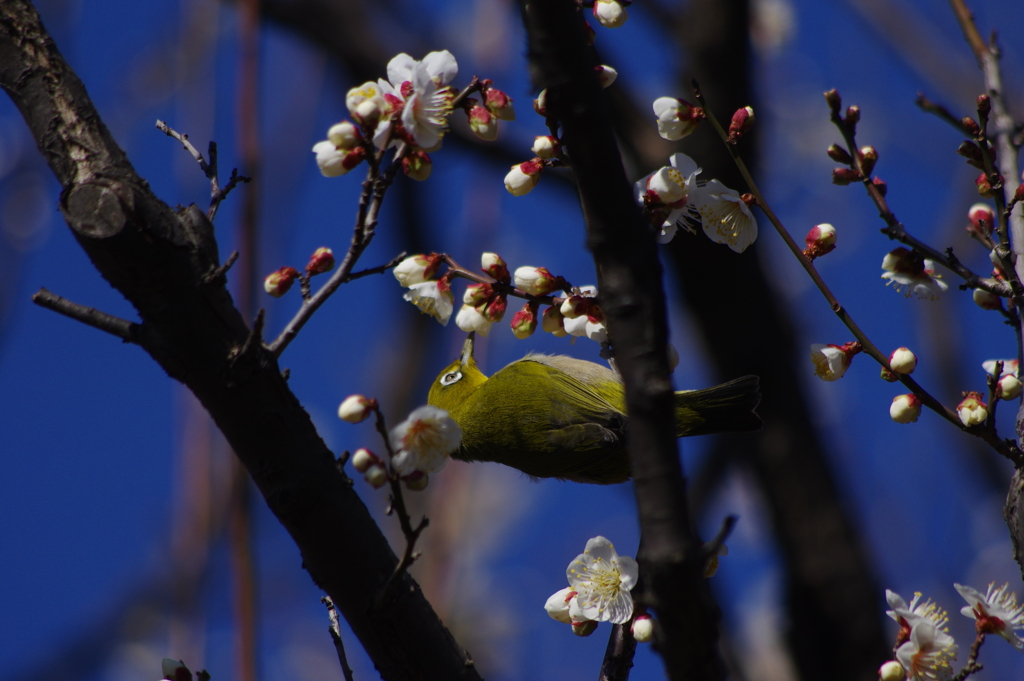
[440,370,463,386]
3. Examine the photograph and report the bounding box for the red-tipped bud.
[845,105,860,126]
[872,176,888,196]
[727,106,755,143]
[859,146,878,175]
[510,302,539,339]
[484,87,516,121]
[973,288,1002,310]
[351,447,382,473]
[533,89,549,117]
[264,266,300,298]
[976,173,994,198]
[1014,182,1024,204]
[977,94,991,117]
[962,117,981,137]
[306,247,335,275]
[881,367,898,382]
[542,304,567,337]
[827,144,852,164]
[968,203,996,233]
[481,293,507,323]
[888,347,917,375]
[958,140,985,169]
[631,615,654,643]
[393,253,443,286]
[402,149,433,181]
[467,105,498,141]
[532,135,561,159]
[824,89,842,114]
[957,391,988,427]
[505,159,544,196]
[998,374,1022,400]
[803,223,837,259]
[890,394,922,424]
[832,168,863,185]
[463,282,494,307]
[481,252,511,283]
[338,395,376,423]
[514,266,566,296]
[594,64,618,88]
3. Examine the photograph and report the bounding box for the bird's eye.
[440,370,463,386]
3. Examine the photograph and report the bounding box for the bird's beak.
[460,332,475,367]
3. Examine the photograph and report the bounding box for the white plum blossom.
[886,590,952,637]
[375,51,459,149]
[691,179,758,253]
[403,280,454,325]
[954,582,1024,650]
[566,536,639,624]
[634,153,702,244]
[312,140,363,177]
[652,97,700,141]
[809,342,860,381]
[881,248,948,300]
[895,621,957,681]
[454,304,493,337]
[982,359,1019,377]
[389,405,462,475]
[956,392,987,427]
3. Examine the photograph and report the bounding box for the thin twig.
[321,597,356,681]
[204,251,240,285]
[915,93,971,134]
[268,140,408,357]
[440,253,573,300]
[210,167,252,222]
[370,408,429,608]
[693,81,1023,466]
[951,631,985,681]
[32,288,137,342]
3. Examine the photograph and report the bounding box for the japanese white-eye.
[428,335,761,484]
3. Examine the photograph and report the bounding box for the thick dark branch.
[0,3,479,679]
[521,2,723,680]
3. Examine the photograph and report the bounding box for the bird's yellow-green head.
[427,333,488,415]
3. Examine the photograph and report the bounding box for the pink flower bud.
[593,0,628,28]
[890,394,921,424]
[888,347,917,375]
[402,470,429,491]
[1015,182,1024,204]
[306,247,335,275]
[973,288,1002,310]
[962,116,981,137]
[845,105,860,126]
[859,146,878,175]
[631,615,654,643]
[826,144,852,164]
[958,140,985,169]
[481,252,511,283]
[510,302,539,339]
[393,253,443,287]
[968,202,996,234]
[484,87,516,121]
[532,135,561,159]
[533,89,549,117]
[823,89,842,114]
[976,172,994,198]
[997,374,1022,400]
[338,395,376,423]
[832,168,863,185]
[463,282,493,307]
[726,106,755,143]
[364,464,389,489]
[977,95,991,116]
[594,64,617,88]
[264,267,300,298]
[402,149,433,181]
[542,304,567,337]
[351,447,381,473]
[481,294,507,323]
[327,120,361,150]
[468,104,498,141]
[505,159,544,196]
[803,223,837,259]
[957,391,988,427]
[514,266,564,296]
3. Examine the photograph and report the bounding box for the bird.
[427,334,761,484]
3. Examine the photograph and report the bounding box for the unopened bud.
[468,105,498,141]
[997,374,1022,400]
[727,106,755,143]
[533,89,549,117]
[973,288,1002,310]
[888,347,917,375]
[351,447,380,473]
[532,135,561,159]
[463,282,493,307]
[481,252,511,283]
[306,247,335,275]
[514,266,565,296]
[958,140,985,169]
[824,89,842,114]
[264,266,300,298]
[593,0,628,28]
[880,367,898,382]
[572,619,599,637]
[594,64,618,88]
[481,294,507,323]
[631,615,654,643]
[510,306,538,339]
[364,464,389,489]
[353,98,382,131]
[402,149,433,181]
[957,391,988,427]
[827,144,852,164]
[402,470,429,491]
[977,172,994,198]
[832,168,863,185]
[890,394,922,424]
[872,176,887,196]
[542,304,567,337]
[338,394,376,423]
[859,146,878,175]
[962,117,981,137]
[803,223,837,259]
[393,253,443,286]
[327,121,361,150]
[968,203,996,233]
[976,94,991,117]
[879,660,906,681]
[845,105,860,126]
[1014,182,1024,204]
[484,87,516,121]
[505,159,544,196]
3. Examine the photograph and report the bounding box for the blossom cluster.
[392,252,611,345]
[337,396,461,491]
[312,51,513,182]
[880,583,1024,681]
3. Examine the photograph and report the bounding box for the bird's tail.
[675,375,762,437]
